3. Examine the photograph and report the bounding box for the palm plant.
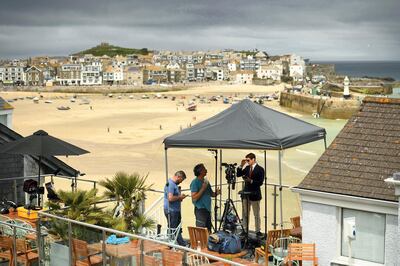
[99,171,155,233]
[47,189,111,241]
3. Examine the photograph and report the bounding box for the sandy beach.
[1,83,346,231]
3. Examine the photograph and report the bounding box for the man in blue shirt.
[164,170,188,246]
[190,164,220,232]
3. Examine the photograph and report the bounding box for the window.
[341,209,385,264]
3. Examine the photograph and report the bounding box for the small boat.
[70,98,76,103]
[223,98,230,104]
[33,97,39,103]
[57,106,70,111]
[187,101,197,111]
[117,96,122,99]
[142,94,149,99]
[108,93,113,98]
[44,100,53,104]
[79,99,90,105]
[129,95,134,99]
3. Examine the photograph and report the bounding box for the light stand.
[208,149,219,233]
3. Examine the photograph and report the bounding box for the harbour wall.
[279,92,360,119]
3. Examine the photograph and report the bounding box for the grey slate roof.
[0,97,14,111]
[297,97,400,202]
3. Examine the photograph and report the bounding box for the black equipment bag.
[207,231,241,254]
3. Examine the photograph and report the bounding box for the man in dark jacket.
[237,153,264,236]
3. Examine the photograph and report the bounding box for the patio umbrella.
[0,130,89,207]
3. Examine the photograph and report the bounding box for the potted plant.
[46,189,112,265]
[99,172,155,243]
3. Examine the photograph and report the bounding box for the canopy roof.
[164,99,326,150]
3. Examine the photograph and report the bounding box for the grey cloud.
[0,0,399,60]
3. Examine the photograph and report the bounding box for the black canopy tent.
[163,99,326,234]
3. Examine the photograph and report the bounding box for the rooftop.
[297,96,400,202]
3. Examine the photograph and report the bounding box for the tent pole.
[164,148,171,232]
[278,150,283,233]
[324,135,327,150]
[264,150,267,237]
[213,149,218,233]
[219,149,223,228]
[38,156,41,208]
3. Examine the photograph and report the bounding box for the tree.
[99,172,155,233]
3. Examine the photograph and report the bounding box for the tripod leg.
[219,200,229,231]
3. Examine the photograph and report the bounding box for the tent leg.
[211,149,218,233]
[264,150,267,237]
[324,135,327,150]
[37,156,41,208]
[164,148,170,231]
[219,149,223,228]
[278,150,283,233]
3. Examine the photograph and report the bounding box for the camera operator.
[237,153,264,236]
[190,163,220,232]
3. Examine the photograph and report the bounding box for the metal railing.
[35,210,247,266]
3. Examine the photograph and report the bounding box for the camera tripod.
[218,182,247,240]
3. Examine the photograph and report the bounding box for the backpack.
[207,231,241,254]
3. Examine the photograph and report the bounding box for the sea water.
[314,61,400,81]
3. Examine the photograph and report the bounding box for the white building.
[257,63,282,81]
[289,54,305,81]
[0,67,4,82]
[227,62,237,72]
[81,62,102,85]
[2,64,25,85]
[0,97,13,128]
[232,70,254,84]
[293,97,400,266]
[103,65,123,84]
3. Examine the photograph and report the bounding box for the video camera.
[221,163,237,190]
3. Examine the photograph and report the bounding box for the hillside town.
[0,43,334,87]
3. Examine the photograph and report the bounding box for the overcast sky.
[0,0,399,61]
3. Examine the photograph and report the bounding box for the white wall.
[302,200,399,266]
[0,110,12,128]
[384,214,399,266]
[302,201,339,265]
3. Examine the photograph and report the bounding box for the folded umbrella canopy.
[0,130,89,207]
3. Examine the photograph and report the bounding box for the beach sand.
[1,83,343,232]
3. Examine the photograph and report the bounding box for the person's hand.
[201,180,209,189]
[240,159,247,167]
[215,187,221,195]
[244,177,252,183]
[180,194,188,200]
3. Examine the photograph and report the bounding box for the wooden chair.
[187,253,210,266]
[15,239,38,266]
[284,243,318,266]
[0,235,14,266]
[161,249,183,266]
[187,226,209,250]
[290,216,301,228]
[290,216,302,239]
[254,228,291,263]
[72,238,102,266]
[143,254,160,266]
